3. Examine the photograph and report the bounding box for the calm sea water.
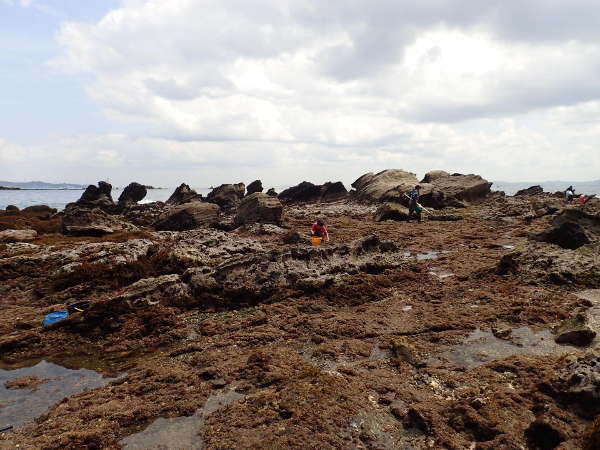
[0,188,212,210]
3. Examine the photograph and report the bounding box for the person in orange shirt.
[310,219,330,242]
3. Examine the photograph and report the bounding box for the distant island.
[0,186,21,190]
[0,181,86,190]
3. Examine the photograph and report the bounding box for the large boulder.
[374,203,410,222]
[206,183,245,210]
[21,205,57,218]
[154,202,220,231]
[515,185,544,197]
[423,173,492,208]
[77,181,115,208]
[234,193,283,226]
[246,180,263,196]
[266,188,278,197]
[166,183,203,205]
[278,181,348,204]
[118,182,147,205]
[530,209,599,249]
[62,206,138,236]
[421,170,449,184]
[351,170,421,204]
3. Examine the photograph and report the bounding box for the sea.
[0,188,210,210]
[1,181,599,210]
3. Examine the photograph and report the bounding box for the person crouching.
[311,219,330,242]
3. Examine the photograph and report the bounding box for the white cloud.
[15,0,600,183]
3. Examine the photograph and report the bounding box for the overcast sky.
[1,0,599,188]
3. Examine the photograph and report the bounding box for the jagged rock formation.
[246,180,263,196]
[166,183,203,205]
[278,181,347,204]
[76,181,115,208]
[118,182,147,205]
[234,193,283,226]
[206,183,245,210]
[515,185,544,196]
[154,202,220,231]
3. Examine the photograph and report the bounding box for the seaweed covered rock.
[234,193,283,226]
[154,202,220,231]
[118,182,147,205]
[206,183,245,210]
[166,183,203,205]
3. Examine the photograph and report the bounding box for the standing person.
[406,185,422,222]
[311,219,330,242]
[565,186,575,204]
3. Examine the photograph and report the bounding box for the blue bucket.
[42,310,69,327]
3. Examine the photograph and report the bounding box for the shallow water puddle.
[416,251,439,261]
[0,360,112,429]
[432,327,572,369]
[119,390,245,450]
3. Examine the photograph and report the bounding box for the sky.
[1,0,599,188]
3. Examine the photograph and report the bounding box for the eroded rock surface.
[234,193,283,226]
[166,183,203,205]
[118,182,147,205]
[154,202,220,231]
[206,183,245,210]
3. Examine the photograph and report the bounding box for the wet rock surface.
[1,193,600,448]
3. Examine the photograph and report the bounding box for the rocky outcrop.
[122,202,166,227]
[530,209,600,250]
[5,205,19,213]
[118,182,147,205]
[62,206,139,236]
[246,180,263,196]
[154,202,220,231]
[423,173,492,208]
[21,205,57,218]
[266,188,278,197]
[166,184,203,205]
[234,193,283,226]
[206,183,245,210]
[374,203,410,222]
[421,170,449,184]
[0,229,37,242]
[352,170,421,204]
[278,181,348,204]
[554,313,596,346]
[516,185,544,196]
[352,170,491,209]
[77,182,114,208]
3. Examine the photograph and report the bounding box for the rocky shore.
[1,170,600,449]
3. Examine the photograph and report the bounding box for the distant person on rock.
[565,186,575,203]
[406,185,422,222]
[311,219,330,242]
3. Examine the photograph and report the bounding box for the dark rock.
[524,420,565,450]
[278,181,347,204]
[122,202,166,227]
[554,313,596,346]
[5,205,19,212]
[118,182,147,205]
[531,222,590,250]
[77,182,115,207]
[282,231,302,244]
[166,183,203,205]
[62,206,138,236]
[515,185,544,196]
[374,203,409,222]
[246,180,263,196]
[206,183,245,210]
[234,193,283,226]
[21,205,57,217]
[154,202,220,231]
[266,188,278,197]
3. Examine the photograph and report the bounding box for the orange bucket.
[311,236,323,246]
